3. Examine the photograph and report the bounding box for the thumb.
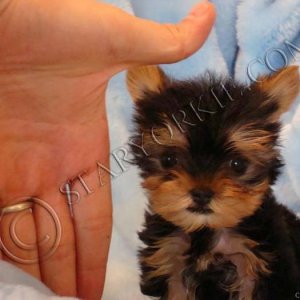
[114,1,216,66]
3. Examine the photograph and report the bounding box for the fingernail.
[190,1,212,17]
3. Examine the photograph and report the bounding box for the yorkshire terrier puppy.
[127,65,300,300]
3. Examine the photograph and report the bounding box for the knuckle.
[163,24,188,61]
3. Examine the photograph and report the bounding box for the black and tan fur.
[127,65,300,300]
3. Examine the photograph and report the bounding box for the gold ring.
[0,200,33,215]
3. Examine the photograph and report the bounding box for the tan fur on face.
[143,172,209,232]
[143,170,268,232]
[227,123,279,184]
[207,176,268,229]
[230,124,276,162]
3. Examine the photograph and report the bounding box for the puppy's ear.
[255,66,300,120]
[126,65,169,102]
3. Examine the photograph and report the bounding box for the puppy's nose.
[191,189,214,206]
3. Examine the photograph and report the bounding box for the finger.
[72,173,112,300]
[1,0,215,74]
[108,0,216,66]
[34,192,77,297]
[71,119,112,299]
[0,204,41,279]
[0,0,215,86]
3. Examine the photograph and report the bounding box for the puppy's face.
[127,66,299,232]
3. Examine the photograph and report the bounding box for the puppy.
[127,65,300,300]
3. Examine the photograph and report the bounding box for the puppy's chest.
[204,229,260,271]
[171,229,270,300]
[197,230,269,296]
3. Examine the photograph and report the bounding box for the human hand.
[0,0,215,299]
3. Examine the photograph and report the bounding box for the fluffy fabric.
[210,0,241,75]
[0,261,76,299]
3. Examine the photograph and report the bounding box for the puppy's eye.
[229,158,248,175]
[160,153,178,169]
